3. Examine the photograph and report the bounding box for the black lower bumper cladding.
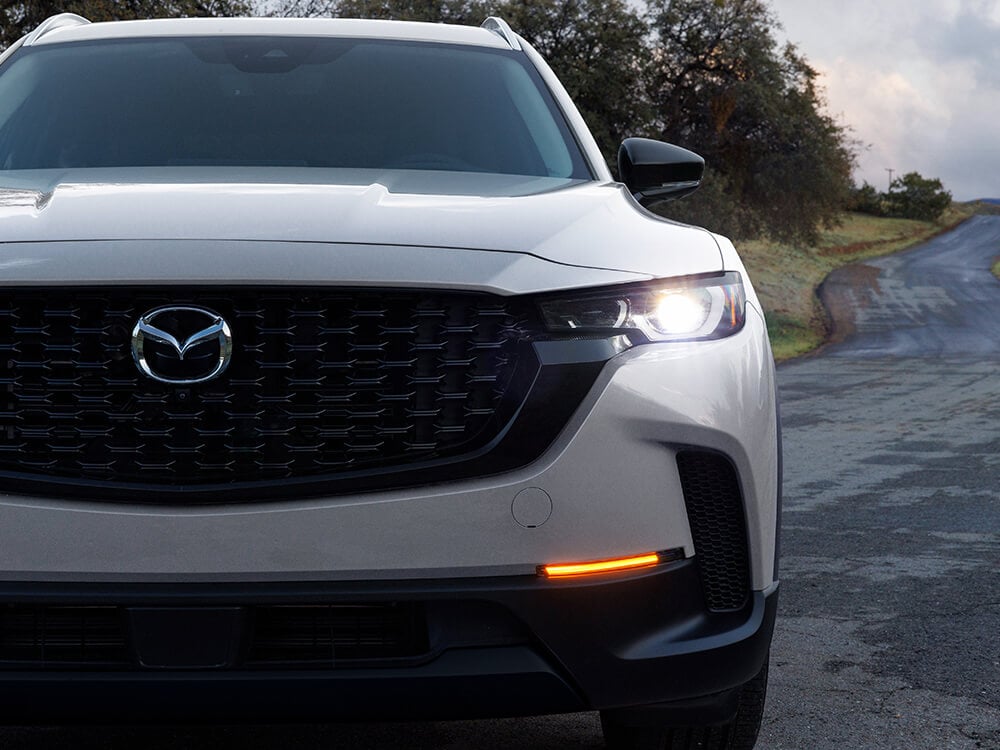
[0,560,777,723]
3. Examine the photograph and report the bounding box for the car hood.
[0,168,723,279]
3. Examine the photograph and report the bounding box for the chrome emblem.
[131,306,233,384]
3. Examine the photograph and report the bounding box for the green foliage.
[497,0,650,163]
[849,182,886,216]
[851,173,952,222]
[644,0,855,244]
[1,0,250,49]
[884,172,952,221]
[322,0,484,23]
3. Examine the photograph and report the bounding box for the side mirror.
[618,138,705,208]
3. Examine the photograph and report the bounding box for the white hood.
[0,169,723,280]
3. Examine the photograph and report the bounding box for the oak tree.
[1,0,249,49]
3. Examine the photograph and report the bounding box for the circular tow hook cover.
[512,487,553,528]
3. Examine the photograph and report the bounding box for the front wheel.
[600,655,769,750]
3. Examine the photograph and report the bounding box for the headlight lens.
[538,273,746,342]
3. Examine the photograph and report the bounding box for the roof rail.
[23,13,91,46]
[481,17,521,51]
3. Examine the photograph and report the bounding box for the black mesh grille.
[0,605,130,668]
[677,451,751,612]
[0,288,537,490]
[247,604,429,667]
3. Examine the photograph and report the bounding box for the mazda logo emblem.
[131,306,233,384]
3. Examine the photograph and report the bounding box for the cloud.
[921,4,1000,89]
[770,0,1000,199]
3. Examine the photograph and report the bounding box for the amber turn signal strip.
[539,552,661,579]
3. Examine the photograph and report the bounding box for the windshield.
[0,36,591,178]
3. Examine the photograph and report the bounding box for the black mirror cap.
[618,138,705,208]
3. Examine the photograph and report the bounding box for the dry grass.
[992,258,1000,280]
[739,204,976,361]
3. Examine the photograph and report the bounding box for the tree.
[1,0,250,49]
[849,181,886,216]
[495,0,650,164]
[324,0,484,24]
[850,173,952,221]
[885,172,952,221]
[644,0,855,244]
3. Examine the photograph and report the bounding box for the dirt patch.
[819,237,906,257]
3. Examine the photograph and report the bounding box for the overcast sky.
[769,0,1000,200]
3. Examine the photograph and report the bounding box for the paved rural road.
[759,215,1000,749]
[3,217,999,749]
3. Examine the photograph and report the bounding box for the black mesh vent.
[246,604,430,667]
[0,603,430,671]
[0,605,130,668]
[0,288,537,490]
[677,451,751,612]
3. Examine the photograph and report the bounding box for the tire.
[600,655,769,750]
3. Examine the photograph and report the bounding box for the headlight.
[538,272,746,342]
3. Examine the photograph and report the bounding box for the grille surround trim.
[0,287,615,502]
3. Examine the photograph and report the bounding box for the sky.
[769,0,1000,200]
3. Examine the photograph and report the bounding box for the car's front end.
[0,15,778,748]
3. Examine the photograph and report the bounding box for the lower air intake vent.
[0,602,431,671]
[0,605,130,669]
[246,604,430,668]
[677,451,751,612]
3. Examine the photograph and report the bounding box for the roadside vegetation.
[850,172,953,222]
[743,204,976,360]
[992,258,1000,280]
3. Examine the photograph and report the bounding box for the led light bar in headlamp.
[538,272,746,343]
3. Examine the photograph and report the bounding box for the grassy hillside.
[740,205,976,361]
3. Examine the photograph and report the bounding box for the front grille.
[0,605,130,668]
[677,450,751,612]
[247,604,429,667]
[0,288,537,491]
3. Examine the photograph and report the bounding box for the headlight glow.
[538,273,746,343]
[647,290,712,335]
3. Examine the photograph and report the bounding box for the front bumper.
[0,563,777,723]
[0,309,778,590]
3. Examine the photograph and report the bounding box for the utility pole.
[885,168,895,191]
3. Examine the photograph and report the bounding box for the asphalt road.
[3,217,998,749]
[759,215,1000,749]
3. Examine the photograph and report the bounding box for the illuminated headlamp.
[538,272,746,343]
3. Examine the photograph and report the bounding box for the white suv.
[0,14,780,750]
